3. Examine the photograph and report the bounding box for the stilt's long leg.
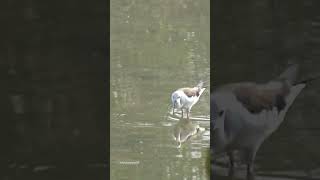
[187,108,190,119]
[181,109,184,118]
[172,105,175,116]
[227,151,235,177]
[246,147,258,180]
[247,163,254,180]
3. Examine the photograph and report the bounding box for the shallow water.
[110,0,210,179]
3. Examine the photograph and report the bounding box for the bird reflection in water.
[172,117,205,148]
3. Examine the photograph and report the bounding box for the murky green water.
[110,0,210,180]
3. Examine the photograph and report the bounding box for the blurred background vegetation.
[1,0,108,179]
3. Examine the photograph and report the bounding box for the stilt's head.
[196,81,204,89]
[277,64,299,85]
[195,81,206,96]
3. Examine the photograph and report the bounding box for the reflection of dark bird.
[171,81,206,119]
[173,118,205,148]
[211,64,319,179]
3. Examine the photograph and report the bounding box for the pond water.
[110,0,210,180]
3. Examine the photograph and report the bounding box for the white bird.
[211,64,319,180]
[171,81,206,119]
